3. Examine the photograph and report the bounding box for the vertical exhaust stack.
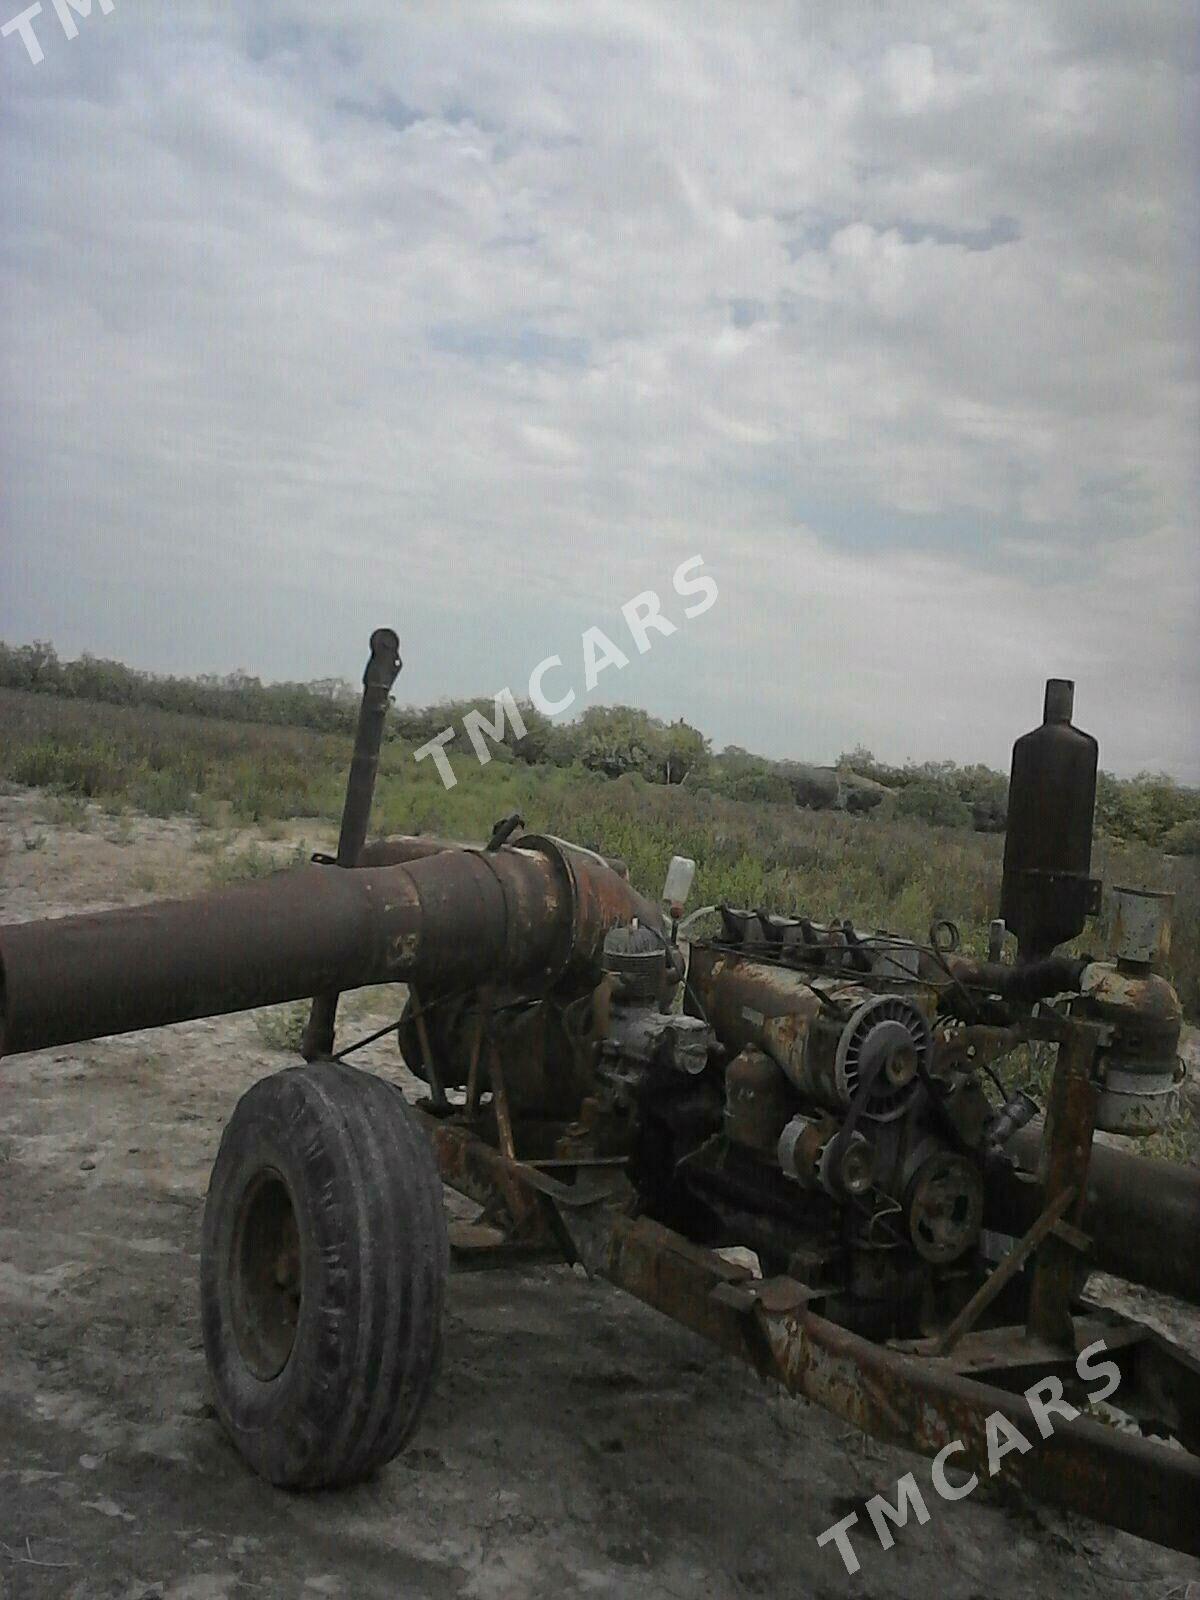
[301,628,402,1060]
[1000,678,1101,962]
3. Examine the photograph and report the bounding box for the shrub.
[893,782,973,829]
[728,771,795,805]
[253,1002,310,1053]
[1163,818,1200,856]
[208,844,288,883]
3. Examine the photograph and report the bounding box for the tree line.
[2,640,1196,851]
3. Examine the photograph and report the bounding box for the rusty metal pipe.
[302,628,402,1060]
[356,836,455,868]
[0,838,662,1059]
[944,953,1088,1002]
[356,835,630,878]
[333,630,402,868]
[987,1123,1200,1306]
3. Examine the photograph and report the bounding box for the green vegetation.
[5,641,1198,843]
[38,793,92,831]
[893,781,974,830]
[207,841,311,884]
[1,676,1197,1024]
[252,1002,311,1053]
[1164,818,1200,857]
[0,685,347,824]
[5,639,1197,851]
[0,640,361,735]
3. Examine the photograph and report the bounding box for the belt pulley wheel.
[905,1152,984,1264]
[835,994,930,1121]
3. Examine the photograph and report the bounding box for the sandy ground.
[1,790,1197,1600]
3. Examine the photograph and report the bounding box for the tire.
[200,1061,448,1488]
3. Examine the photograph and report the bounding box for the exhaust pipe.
[301,628,401,1060]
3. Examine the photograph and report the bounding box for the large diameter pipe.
[986,1123,1200,1306]
[356,835,630,878]
[0,837,661,1059]
[356,835,455,868]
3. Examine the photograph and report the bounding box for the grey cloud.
[0,0,1195,778]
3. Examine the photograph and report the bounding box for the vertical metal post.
[465,1011,485,1119]
[408,985,449,1111]
[488,1043,518,1161]
[301,628,401,1061]
[1026,1018,1100,1347]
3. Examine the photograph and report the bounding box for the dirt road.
[1,794,1196,1599]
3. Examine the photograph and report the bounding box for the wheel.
[200,1060,448,1487]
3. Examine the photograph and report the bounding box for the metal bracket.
[1026,1019,1101,1349]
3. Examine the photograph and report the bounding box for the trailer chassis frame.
[410,1013,1200,1560]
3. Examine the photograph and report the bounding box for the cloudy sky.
[2,2,1197,777]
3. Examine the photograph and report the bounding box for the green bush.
[571,705,709,783]
[893,782,973,829]
[1096,770,1200,845]
[1163,818,1200,856]
[252,1002,310,1052]
[728,771,795,805]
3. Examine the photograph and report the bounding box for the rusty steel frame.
[1024,1018,1099,1347]
[411,1077,1200,1560]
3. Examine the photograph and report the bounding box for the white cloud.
[1,0,1196,777]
